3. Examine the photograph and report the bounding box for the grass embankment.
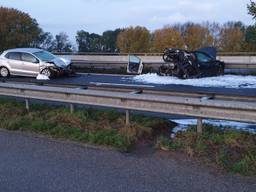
[0,99,172,151]
[0,99,255,175]
[156,125,256,176]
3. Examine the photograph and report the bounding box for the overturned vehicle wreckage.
[127,47,225,79]
[159,47,225,79]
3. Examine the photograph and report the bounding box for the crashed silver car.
[0,48,74,78]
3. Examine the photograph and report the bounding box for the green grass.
[0,98,171,152]
[1,98,255,175]
[156,124,256,176]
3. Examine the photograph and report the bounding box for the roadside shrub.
[0,98,171,152]
[157,124,256,176]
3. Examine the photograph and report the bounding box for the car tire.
[41,68,52,78]
[0,67,10,78]
[218,63,225,76]
[158,66,167,76]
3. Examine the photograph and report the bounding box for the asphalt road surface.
[2,73,256,97]
[0,130,255,192]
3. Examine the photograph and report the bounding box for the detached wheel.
[41,68,52,78]
[0,67,10,78]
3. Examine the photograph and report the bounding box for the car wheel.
[158,66,167,76]
[220,64,225,75]
[41,68,52,78]
[0,67,10,77]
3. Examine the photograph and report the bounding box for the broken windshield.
[34,51,56,62]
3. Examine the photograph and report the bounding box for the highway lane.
[1,73,256,97]
[0,129,255,192]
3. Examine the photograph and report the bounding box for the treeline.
[1,6,256,53]
[115,22,256,53]
[0,7,73,53]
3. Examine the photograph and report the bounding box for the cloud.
[150,13,187,24]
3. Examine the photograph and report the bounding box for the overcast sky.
[1,0,254,42]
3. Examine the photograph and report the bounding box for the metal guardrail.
[62,54,256,70]
[0,82,255,133]
[71,60,256,70]
[55,52,256,56]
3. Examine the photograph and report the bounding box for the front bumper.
[50,65,76,77]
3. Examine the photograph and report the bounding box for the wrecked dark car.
[159,47,225,79]
[127,47,225,79]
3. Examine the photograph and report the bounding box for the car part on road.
[127,55,143,74]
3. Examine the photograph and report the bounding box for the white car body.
[0,48,72,77]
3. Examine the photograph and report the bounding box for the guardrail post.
[249,55,252,64]
[70,103,74,114]
[25,99,30,112]
[197,118,203,133]
[126,110,130,126]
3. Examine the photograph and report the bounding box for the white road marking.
[89,82,155,88]
[77,73,134,77]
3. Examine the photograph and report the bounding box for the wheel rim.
[0,68,9,77]
[41,69,51,77]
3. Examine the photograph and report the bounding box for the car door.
[195,52,214,69]
[21,53,40,76]
[195,51,221,76]
[5,52,25,75]
[127,55,143,74]
[5,52,22,72]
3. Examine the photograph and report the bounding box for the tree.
[248,1,256,19]
[204,22,221,48]
[219,22,245,52]
[116,26,151,53]
[102,29,123,52]
[53,32,73,52]
[151,27,184,52]
[31,30,56,51]
[90,33,103,52]
[182,23,214,50]
[0,7,41,51]
[76,30,103,52]
[76,30,91,52]
[244,25,256,51]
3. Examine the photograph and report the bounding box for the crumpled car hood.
[51,57,71,68]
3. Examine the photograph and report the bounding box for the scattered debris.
[133,74,256,88]
[36,74,50,80]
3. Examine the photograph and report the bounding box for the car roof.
[5,48,43,54]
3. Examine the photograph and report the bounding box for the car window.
[195,52,213,62]
[129,55,141,64]
[6,52,21,61]
[21,53,38,63]
[34,51,55,62]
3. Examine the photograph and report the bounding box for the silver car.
[0,48,73,78]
